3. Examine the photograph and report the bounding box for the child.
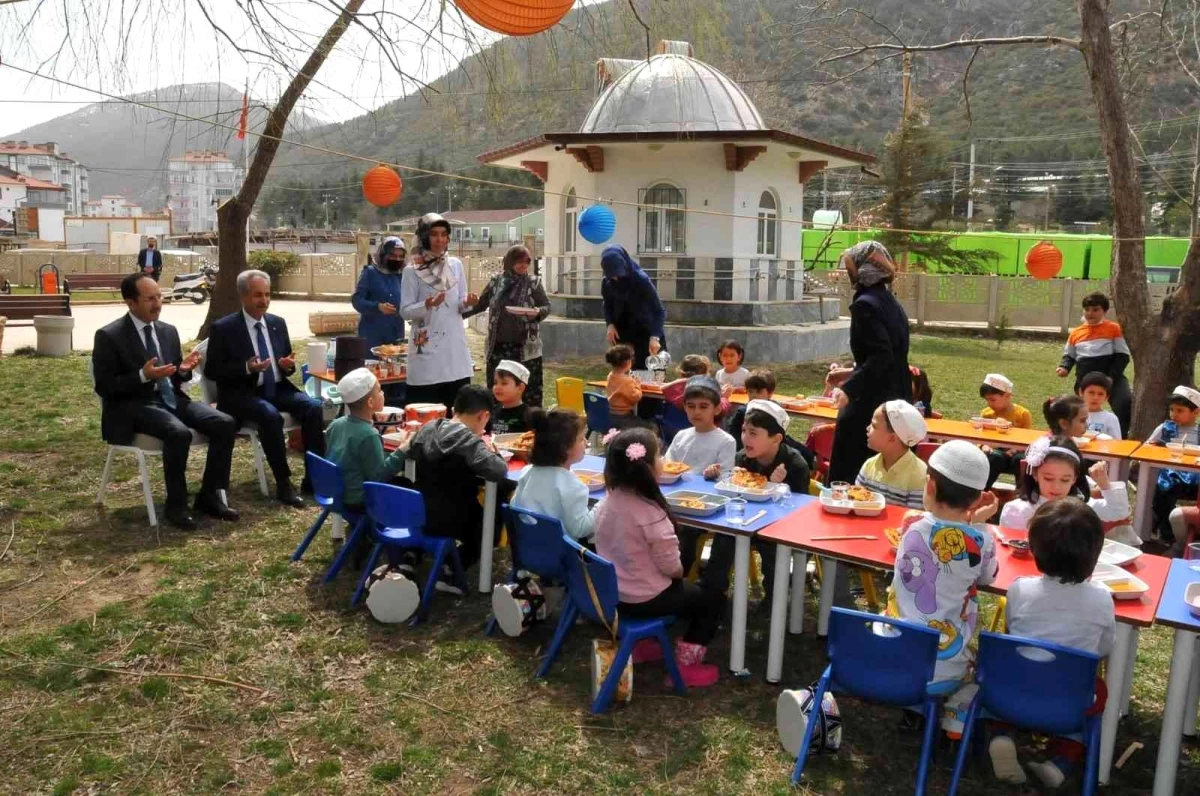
[324,368,407,514]
[1077,372,1122,440]
[979,373,1033,428]
[664,376,736,479]
[725,368,774,445]
[593,428,726,686]
[490,360,529,435]
[408,384,509,592]
[998,435,1135,546]
[911,366,934,418]
[989,499,1115,788]
[1058,291,1131,438]
[604,343,643,429]
[715,339,750,391]
[857,400,928,509]
[1044,394,1089,439]
[1147,385,1200,543]
[662,354,731,418]
[887,440,998,731]
[511,408,596,541]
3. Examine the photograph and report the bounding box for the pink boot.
[668,641,719,688]
[632,638,663,664]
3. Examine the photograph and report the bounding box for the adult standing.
[600,244,665,370]
[352,236,408,402]
[136,236,164,282]
[825,241,912,484]
[400,213,479,413]
[92,273,239,529]
[463,244,552,405]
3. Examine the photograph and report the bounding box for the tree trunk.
[199,0,366,339]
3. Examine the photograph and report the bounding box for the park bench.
[0,293,72,327]
[64,273,125,294]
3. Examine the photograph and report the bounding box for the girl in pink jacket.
[593,428,725,687]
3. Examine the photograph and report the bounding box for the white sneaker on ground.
[988,736,1026,784]
[1028,759,1067,789]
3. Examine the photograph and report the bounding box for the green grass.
[0,334,1194,794]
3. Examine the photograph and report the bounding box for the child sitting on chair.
[857,400,928,510]
[511,408,596,541]
[408,384,509,594]
[1077,372,1122,440]
[980,373,1034,489]
[989,498,1114,789]
[604,344,643,430]
[1147,385,1200,545]
[662,354,731,418]
[886,440,999,734]
[593,428,725,687]
[715,339,750,391]
[489,360,530,435]
[325,367,408,515]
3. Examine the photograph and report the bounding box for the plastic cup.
[1188,543,1200,572]
[1168,441,1186,462]
[831,481,850,501]
[726,498,747,523]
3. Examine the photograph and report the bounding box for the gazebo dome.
[579,53,765,134]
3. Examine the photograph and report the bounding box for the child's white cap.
[981,373,1013,393]
[928,439,989,491]
[1172,385,1200,407]
[337,367,377,404]
[883,400,927,447]
[746,398,790,431]
[495,359,530,384]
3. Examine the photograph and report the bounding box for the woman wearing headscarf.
[353,236,407,348]
[463,244,552,405]
[600,244,666,370]
[825,240,912,484]
[399,213,480,413]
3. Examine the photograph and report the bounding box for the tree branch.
[819,34,1081,65]
[962,46,981,134]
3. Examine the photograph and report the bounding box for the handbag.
[581,547,632,704]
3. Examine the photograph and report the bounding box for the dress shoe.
[277,484,305,508]
[194,493,240,522]
[164,505,198,530]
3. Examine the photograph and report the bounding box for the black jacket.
[92,314,193,444]
[136,248,163,276]
[205,311,298,400]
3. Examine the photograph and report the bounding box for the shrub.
[247,250,300,284]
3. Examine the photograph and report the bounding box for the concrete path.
[2,299,354,353]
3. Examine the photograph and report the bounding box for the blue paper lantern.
[578,204,616,244]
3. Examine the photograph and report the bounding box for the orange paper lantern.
[363,165,403,208]
[455,0,575,36]
[1025,240,1064,280]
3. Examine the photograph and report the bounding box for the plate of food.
[1185,443,1200,456]
[659,460,690,484]
[1097,538,1142,568]
[807,396,838,408]
[494,431,536,458]
[970,417,1013,433]
[716,468,774,501]
[1072,436,1092,448]
[1091,562,1150,600]
[775,395,811,411]
[666,490,730,518]
[575,470,605,491]
[819,485,887,517]
[371,344,407,360]
[505,306,541,317]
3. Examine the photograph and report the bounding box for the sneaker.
[434,567,464,596]
[632,639,663,664]
[669,662,719,688]
[1028,759,1069,789]
[988,736,1026,784]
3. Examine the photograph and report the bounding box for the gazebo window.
[756,190,778,257]
[563,188,579,253]
[639,183,686,253]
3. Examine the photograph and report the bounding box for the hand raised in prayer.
[143,358,177,380]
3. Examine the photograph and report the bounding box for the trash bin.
[33,315,74,357]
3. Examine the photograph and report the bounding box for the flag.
[236,89,249,140]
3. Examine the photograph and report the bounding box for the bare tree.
[792,0,1200,438]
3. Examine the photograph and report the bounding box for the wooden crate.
[308,311,359,336]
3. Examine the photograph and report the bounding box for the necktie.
[254,322,277,398]
[143,324,177,409]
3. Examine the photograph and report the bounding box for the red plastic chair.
[805,423,836,485]
[914,442,940,463]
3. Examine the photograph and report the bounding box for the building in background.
[385,208,545,244]
[0,140,89,214]
[0,165,67,229]
[83,195,145,218]
[168,150,244,232]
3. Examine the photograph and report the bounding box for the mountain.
[3,83,323,209]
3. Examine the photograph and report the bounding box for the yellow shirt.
[856,450,928,509]
[981,403,1034,429]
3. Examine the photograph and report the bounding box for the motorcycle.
[163,262,218,304]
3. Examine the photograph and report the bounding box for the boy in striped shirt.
[1057,292,1131,437]
[857,400,929,509]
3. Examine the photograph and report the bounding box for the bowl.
[1007,539,1032,559]
[1187,583,1200,619]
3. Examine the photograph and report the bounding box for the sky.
[0,0,596,135]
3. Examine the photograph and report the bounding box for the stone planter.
[34,315,74,357]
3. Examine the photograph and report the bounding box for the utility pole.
[322,193,333,230]
[950,164,957,220]
[1044,183,1052,231]
[901,52,913,120]
[822,170,828,210]
[966,141,976,231]
[447,186,453,214]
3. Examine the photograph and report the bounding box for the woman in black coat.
[826,241,912,484]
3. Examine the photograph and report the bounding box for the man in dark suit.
[205,269,325,507]
[92,273,240,529]
[136,236,164,281]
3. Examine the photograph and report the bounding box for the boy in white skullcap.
[490,359,530,435]
[857,400,929,510]
[979,373,1033,429]
[1147,385,1200,543]
[324,368,407,513]
[885,439,999,732]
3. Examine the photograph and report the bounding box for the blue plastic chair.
[353,481,466,622]
[660,401,690,444]
[540,536,686,713]
[948,632,1103,796]
[485,505,569,636]
[292,453,365,570]
[791,608,942,793]
[583,392,611,437]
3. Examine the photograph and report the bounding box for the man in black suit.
[205,269,325,507]
[136,236,164,281]
[92,273,239,529]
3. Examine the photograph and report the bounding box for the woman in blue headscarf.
[600,244,666,370]
[352,236,407,401]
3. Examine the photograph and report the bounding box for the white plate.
[970,417,1013,432]
[715,481,775,502]
[666,491,730,517]
[1090,562,1149,600]
[657,469,687,485]
[807,397,837,408]
[819,491,886,517]
[1097,539,1142,568]
[505,306,540,316]
[1186,582,1200,619]
[574,469,605,492]
[493,432,533,458]
[1073,436,1091,448]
